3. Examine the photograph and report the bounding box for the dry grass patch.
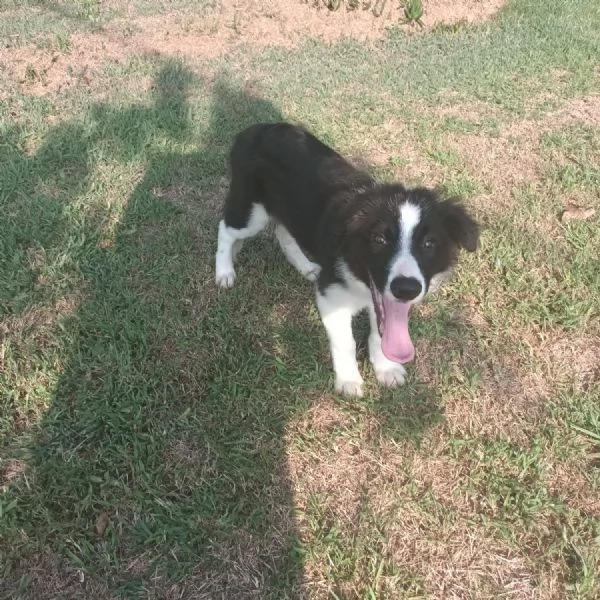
[410,320,549,445]
[443,388,548,446]
[387,514,561,600]
[152,176,228,219]
[0,295,80,339]
[109,0,508,48]
[0,458,28,490]
[288,398,375,528]
[294,396,356,436]
[1,296,83,432]
[434,99,508,123]
[546,457,600,517]
[287,422,578,598]
[2,0,509,95]
[162,436,219,494]
[353,116,444,184]
[534,334,600,394]
[446,130,540,204]
[1,553,109,600]
[199,512,297,598]
[427,94,600,217]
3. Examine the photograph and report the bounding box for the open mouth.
[369,275,415,364]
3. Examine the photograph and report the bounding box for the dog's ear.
[440,199,480,252]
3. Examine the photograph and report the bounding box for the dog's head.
[344,184,479,363]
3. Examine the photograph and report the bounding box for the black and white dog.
[215,123,479,397]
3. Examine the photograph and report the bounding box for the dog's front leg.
[316,289,363,397]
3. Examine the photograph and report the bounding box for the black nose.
[390,277,422,301]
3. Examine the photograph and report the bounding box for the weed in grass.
[55,33,71,53]
[402,0,424,27]
[431,18,469,34]
[323,0,387,17]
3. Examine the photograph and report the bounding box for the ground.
[0,1,599,599]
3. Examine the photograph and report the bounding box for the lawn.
[1,0,599,598]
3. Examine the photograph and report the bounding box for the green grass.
[1,0,600,598]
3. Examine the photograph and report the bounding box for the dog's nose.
[390,277,422,301]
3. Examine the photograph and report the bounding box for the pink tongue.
[381,298,415,364]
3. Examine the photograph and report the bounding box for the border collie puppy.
[215,123,479,397]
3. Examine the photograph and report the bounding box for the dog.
[215,123,479,396]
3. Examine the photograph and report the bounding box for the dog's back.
[227,123,368,258]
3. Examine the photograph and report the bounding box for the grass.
[1,0,600,598]
[402,0,424,27]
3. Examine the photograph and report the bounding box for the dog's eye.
[423,238,437,250]
[373,234,387,245]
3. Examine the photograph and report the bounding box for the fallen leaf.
[561,206,596,223]
[95,512,110,536]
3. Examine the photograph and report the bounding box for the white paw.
[374,364,407,388]
[302,263,321,282]
[216,269,236,289]
[335,377,364,397]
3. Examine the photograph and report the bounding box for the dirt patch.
[422,0,506,26]
[2,1,507,95]
[201,0,507,45]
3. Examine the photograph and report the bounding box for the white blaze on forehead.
[400,203,421,253]
[386,201,425,298]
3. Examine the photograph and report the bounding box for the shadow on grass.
[1,59,444,599]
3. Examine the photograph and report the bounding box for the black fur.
[223,122,479,294]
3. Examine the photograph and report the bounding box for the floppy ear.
[441,199,480,252]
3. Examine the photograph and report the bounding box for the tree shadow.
[1,59,444,599]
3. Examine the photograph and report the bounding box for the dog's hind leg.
[215,204,270,288]
[275,224,321,282]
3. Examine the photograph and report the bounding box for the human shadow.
[1,59,443,599]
